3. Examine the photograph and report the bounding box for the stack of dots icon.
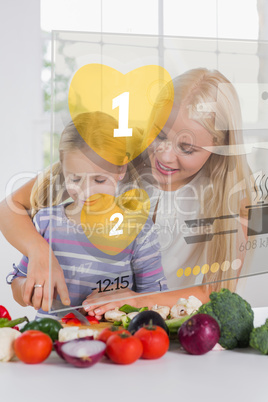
[176,259,242,278]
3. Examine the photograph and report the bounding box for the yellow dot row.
[176,259,242,278]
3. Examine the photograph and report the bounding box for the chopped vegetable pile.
[1,289,268,367]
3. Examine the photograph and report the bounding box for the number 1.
[112,92,133,137]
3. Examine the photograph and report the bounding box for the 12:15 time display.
[94,276,130,293]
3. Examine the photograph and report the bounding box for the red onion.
[178,314,220,355]
[54,338,106,368]
[54,336,93,359]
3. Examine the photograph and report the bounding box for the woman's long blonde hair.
[143,68,252,292]
[30,111,143,217]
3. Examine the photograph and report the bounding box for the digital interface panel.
[48,31,268,313]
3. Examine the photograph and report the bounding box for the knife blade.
[51,299,90,326]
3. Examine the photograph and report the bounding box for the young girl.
[7,111,167,317]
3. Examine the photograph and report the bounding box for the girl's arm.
[0,178,70,310]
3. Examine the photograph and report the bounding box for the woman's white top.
[141,170,210,291]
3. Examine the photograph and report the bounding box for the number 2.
[112,92,133,137]
[109,213,124,236]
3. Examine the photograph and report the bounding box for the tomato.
[14,330,53,364]
[106,333,143,364]
[98,327,130,344]
[134,325,169,359]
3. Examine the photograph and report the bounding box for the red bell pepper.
[61,313,81,326]
[86,315,99,324]
[0,305,12,321]
[65,318,81,326]
[61,313,77,323]
[62,312,99,326]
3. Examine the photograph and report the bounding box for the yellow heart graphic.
[68,64,174,165]
[81,189,150,256]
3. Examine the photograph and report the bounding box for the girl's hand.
[82,287,139,320]
[23,242,70,311]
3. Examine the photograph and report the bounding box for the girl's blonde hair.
[30,111,143,216]
[144,68,252,292]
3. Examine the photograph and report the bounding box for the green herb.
[119,304,148,314]
[165,314,195,335]
[113,321,122,326]
[121,315,131,329]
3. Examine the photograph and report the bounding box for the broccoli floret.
[249,319,268,354]
[198,301,219,324]
[197,288,254,349]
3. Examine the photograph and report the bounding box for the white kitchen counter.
[1,308,268,402]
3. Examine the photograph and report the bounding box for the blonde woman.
[84,68,252,317]
[136,68,251,293]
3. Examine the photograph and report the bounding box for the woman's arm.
[0,179,70,310]
[83,214,210,318]
[0,178,38,255]
[83,285,210,319]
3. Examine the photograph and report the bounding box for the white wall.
[0,0,42,321]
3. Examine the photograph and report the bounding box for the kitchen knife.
[51,299,91,326]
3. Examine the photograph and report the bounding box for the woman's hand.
[23,242,70,311]
[82,288,140,320]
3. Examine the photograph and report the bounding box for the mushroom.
[170,296,202,319]
[151,305,170,320]
[104,308,126,323]
[127,312,139,320]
